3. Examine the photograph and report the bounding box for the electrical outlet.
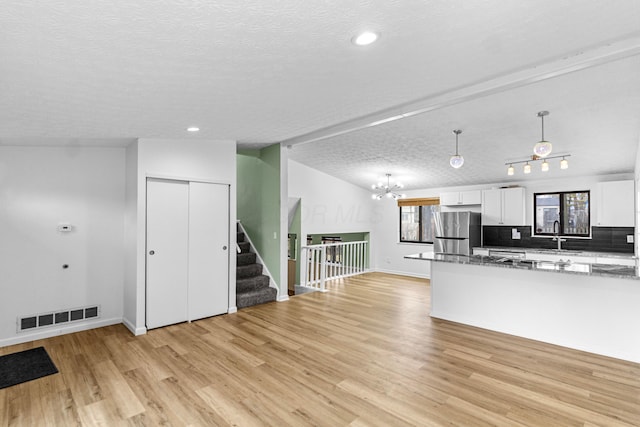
[627,235,634,244]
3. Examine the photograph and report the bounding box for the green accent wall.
[237,145,282,285]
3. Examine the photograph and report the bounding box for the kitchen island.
[407,252,640,363]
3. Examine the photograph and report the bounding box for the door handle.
[149,250,155,255]
[222,246,227,250]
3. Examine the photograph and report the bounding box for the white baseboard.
[122,317,147,336]
[228,306,238,314]
[0,317,123,348]
[277,295,290,302]
[373,268,430,279]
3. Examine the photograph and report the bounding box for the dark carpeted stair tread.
[236,287,277,309]
[237,242,251,253]
[236,275,270,293]
[237,252,257,266]
[235,223,277,310]
[237,263,263,279]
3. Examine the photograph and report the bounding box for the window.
[398,198,440,243]
[534,191,590,237]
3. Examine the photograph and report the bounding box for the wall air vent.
[17,305,100,333]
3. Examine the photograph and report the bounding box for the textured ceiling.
[1,1,639,189]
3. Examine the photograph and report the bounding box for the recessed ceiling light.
[352,31,379,46]
[187,127,200,132]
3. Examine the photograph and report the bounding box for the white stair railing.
[300,241,369,291]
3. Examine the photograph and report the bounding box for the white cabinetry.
[472,248,490,256]
[594,256,636,266]
[596,180,634,227]
[440,190,481,206]
[481,187,525,225]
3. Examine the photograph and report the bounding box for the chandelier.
[371,174,405,200]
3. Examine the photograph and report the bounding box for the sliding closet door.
[188,182,229,321]
[146,179,189,329]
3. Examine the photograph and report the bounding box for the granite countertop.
[405,252,640,280]
[475,246,636,259]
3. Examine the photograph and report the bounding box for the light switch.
[511,228,521,240]
[627,235,634,243]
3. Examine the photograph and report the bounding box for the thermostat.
[57,223,74,232]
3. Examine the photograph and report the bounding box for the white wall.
[123,138,237,335]
[0,146,125,346]
[288,160,375,236]
[635,136,640,255]
[123,142,138,332]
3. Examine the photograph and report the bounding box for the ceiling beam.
[281,33,640,148]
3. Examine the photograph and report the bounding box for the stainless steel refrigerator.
[434,211,481,255]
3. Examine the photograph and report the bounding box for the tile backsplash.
[482,226,634,254]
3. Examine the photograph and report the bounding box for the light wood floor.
[1,272,639,426]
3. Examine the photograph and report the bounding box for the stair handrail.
[300,240,369,291]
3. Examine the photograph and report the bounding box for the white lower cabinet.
[472,248,490,256]
[595,256,636,266]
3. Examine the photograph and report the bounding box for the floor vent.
[17,305,101,333]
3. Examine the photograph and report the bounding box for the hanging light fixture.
[371,174,405,200]
[449,129,464,169]
[533,111,553,157]
[560,156,569,169]
[504,154,571,175]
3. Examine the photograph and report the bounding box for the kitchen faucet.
[552,220,566,251]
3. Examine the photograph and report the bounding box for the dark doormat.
[0,346,58,389]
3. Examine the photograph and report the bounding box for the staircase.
[236,226,277,309]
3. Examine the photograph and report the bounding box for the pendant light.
[523,162,531,174]
[533,111,552,157]
[449,129,464,169]
[541,159,549,172]
[507,164,515,176]
[560,156,569,169]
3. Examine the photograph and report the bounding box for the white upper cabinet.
[596,180,634,227]
[440,190,482,206]
[482,187,526,226]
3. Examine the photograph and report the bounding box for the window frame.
[398,197,440,244]
[533,190,591,238]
